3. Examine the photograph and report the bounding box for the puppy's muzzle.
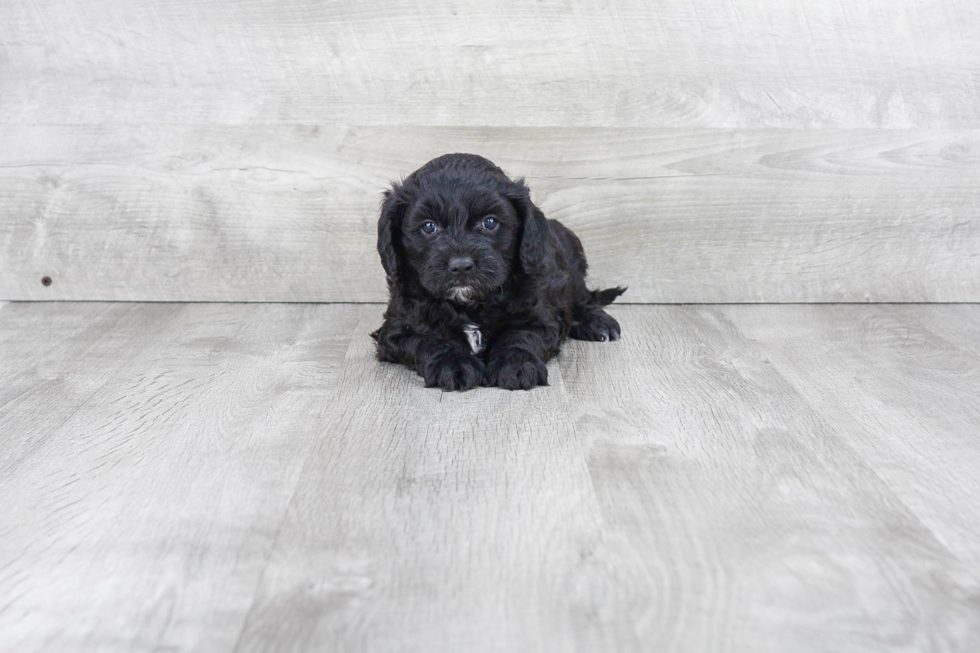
[445,255,477,302]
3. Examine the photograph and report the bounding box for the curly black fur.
[371,153,625,391]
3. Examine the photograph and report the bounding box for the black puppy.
[372,153,625,391]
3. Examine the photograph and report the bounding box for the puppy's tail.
[591,286,627,306]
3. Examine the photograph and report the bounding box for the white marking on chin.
[463,323,484,354]
[447,286,474,303]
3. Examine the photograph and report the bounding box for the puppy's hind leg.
[570,286,626,342]
[570,309,621,342]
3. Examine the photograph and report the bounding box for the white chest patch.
[463,323,484,354]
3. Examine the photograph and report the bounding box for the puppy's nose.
[448,256,474,274]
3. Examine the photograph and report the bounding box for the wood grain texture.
[3,0,979,302]
[560,306,980,651]
[2,303,980,651]
[3,125,979,302]
[0,302,362,652]
[1,0,978,128]
[235,315,602,653]
[723,305,980,571]
[240,304,979,651]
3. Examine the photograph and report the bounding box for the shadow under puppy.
[372,153,625,391]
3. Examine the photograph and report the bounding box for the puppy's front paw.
[484,348,548,390]
[421,352,485,392]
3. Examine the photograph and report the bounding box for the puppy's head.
[378,154,547,302]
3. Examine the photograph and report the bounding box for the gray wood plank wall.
[2,0,979,302]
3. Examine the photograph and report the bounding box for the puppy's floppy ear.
[377,182,408,284]
[505,178,549,271]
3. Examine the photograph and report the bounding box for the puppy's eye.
[481,216,498,231]
[420,221,437,235]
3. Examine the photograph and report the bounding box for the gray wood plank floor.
[1,303,978,652]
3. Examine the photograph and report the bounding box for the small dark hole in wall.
[41,276,52,286]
